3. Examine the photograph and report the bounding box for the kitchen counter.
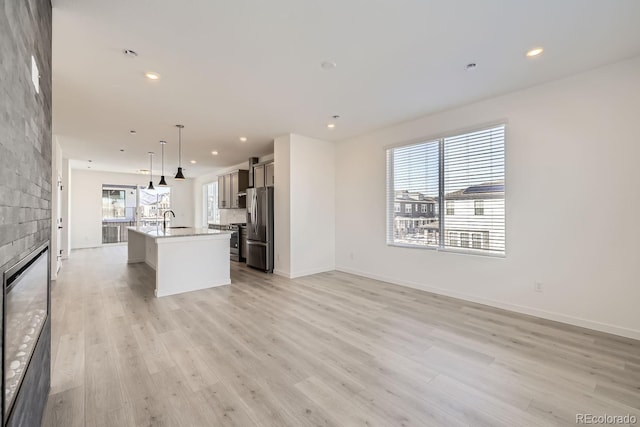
[129,225,231,238]
[127,226,231,297]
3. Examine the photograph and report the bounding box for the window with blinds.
[386,124,505,256]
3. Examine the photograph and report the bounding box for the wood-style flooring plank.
[41,245,640,426]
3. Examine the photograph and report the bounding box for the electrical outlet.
[534,282,543,293]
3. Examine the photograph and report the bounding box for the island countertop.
[127,226,232,239]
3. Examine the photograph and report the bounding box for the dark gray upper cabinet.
[265,162,274,187]
[254,164,265,188]
[218,170,248,209]
[217,175,226,209]
[253,161,274,188]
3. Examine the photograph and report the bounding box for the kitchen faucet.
[163,210,175,230]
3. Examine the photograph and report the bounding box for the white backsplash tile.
[220,209,246,224]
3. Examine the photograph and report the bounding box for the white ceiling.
[52,0,640,177]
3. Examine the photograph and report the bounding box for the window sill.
[387,242,505,259]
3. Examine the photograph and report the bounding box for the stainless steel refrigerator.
[246,187,274,272]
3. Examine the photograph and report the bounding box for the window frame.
[203,181,220,226]
[472,232,483,249]
[386,122,506,258]
[446,201,454,216]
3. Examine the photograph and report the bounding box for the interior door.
[56,175,63,273]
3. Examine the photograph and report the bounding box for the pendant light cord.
[178,126,182,167]
[174,124,186,180]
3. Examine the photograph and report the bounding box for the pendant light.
[147,152,155,190]
[174,124,185,180]
[158,140,168,186]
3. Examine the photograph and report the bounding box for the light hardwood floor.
[42,246,640,426]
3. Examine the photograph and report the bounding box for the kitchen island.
[127,226,231,297]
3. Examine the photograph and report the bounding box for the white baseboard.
[273,269,291,278]
[289,266,335,279]
[71,245,102,251]
[335,266,640,341]
[155,280,230,297]
[274,266,335,280]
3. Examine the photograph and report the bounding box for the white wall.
[275,134,335,278]
[274,135,291,276]
[335,56,640,339]
[61,158,70,259]
[70,169,194,249]
[50,138,63,280]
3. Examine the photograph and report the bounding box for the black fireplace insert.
[2,242,50,422]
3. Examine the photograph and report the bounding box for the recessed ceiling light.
[145,72,160,80]
[129,130,137,134]
[190,160,197,164]
[211,151,219,155]
[526,47,544,57]
[321,61,337,70]
[239,137,247,142]
[122,49,138,57]
[88,160,93,162]
[327,123,336,129]
[332,115,340,119]
[465,63,477,70]
[120,149,125,152]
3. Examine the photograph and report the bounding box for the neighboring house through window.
[460,232,470,248]
[204,181,220,225]
[446,201,454,215]
[386,124,505,255]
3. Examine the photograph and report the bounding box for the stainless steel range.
[208,223,246,262]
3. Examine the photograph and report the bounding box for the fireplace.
[2,242,50,423]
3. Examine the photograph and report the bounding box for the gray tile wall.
[0,0,52,425]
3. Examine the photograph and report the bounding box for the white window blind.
[386,124,505,256]
[205,182,220,224]
[386,140,440,248]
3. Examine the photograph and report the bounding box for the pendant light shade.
[175,167,185,180]
[158,140,168,186]
[174,124,186,180]
[147,152,155,190]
